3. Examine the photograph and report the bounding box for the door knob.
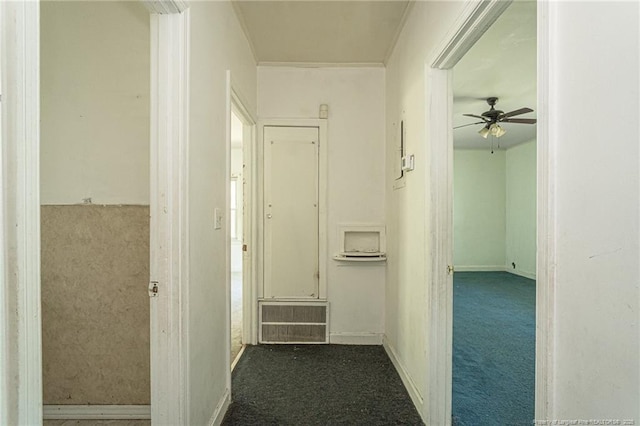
[266,213,272,219]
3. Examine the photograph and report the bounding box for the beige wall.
[40,0,150,405]
[41,206,150,404]
[187,2,257,422]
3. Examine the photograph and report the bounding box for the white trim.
[383,337,424,412]
[43,405,151,420]
[431,0,512,70]
[509,268,536,281]
[454,265,506,272]
[454,266,537,280]
[208,389,231,426]
[425,66,454,426]
[535,0,555,420]
[0,1,41,423]
[149,7,190,425]
[225,69,233,401]
[231,344,246,372]
[329,332,383,345]
[258,119,329,303]
[257,61,385,69]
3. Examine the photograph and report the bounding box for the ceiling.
[232,1,410,64]
[453,0,537,150]
[231,0,536,149]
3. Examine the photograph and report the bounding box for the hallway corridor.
[222,345,423,425]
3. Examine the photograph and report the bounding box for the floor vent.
[259,301,329,344]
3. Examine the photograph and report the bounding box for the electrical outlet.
[214,208,223,230]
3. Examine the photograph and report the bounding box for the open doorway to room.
[450,1,537,424]
[230,110,245,364]
[39,1,152,422]
[227,91,256,369]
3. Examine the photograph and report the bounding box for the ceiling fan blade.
[463,113,489,121]
[500,107,534,119]
[502,118,537,124]
[454,121,486,129]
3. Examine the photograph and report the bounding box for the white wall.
[506,139,536,278]
[258,66,386,342]
[384,0,467,415]
[187,2,256,423]
[453,141,537,278]
[40,1,150,205]
[545,2,639,420]
[453,149,506,270]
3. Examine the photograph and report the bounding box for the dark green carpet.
[222,344,423,425]
[452,271,535,426]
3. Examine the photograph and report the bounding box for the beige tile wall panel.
[41,205,150,404]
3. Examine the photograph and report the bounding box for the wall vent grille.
[259,301,329,344]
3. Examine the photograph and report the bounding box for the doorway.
[424,0,550,423]
[230,110,245,363]
[227,90,257,366]
[449,2,537,423]
[40,1,152,421]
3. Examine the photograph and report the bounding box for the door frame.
[425,0,552,423]
[147,1,191,423]
[227,82,258,348]
[257,119,328,308]
[0,1,41,423]
[2,0,193,421]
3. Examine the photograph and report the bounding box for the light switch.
[214,208,223,230]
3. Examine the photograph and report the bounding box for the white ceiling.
[453,0,537,150]
[232,0,536,149]
[232,0,410,64]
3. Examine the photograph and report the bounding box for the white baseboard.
[329,332,383,345]
[507,268,536,280]
[208,388,231,426]
[382,336,423,414]
[43,405,151,420]
[454,265,505,272]
[231,344,246,372]
[455,265,537,280]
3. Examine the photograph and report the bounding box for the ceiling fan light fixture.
[478,125,491,138]
[490,123,506,138]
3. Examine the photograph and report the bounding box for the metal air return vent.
[259,301,329,344]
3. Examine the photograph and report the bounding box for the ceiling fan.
[455,97,537,138]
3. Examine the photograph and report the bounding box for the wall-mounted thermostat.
[401,154,415,172]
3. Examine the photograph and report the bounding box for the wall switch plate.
[214,208,222,230]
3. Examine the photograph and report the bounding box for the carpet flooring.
[222,345,423,425]
[452,271,535,426]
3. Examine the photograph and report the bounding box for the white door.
[264,126,319,299]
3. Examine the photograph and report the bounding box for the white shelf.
[333,253,387,262]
